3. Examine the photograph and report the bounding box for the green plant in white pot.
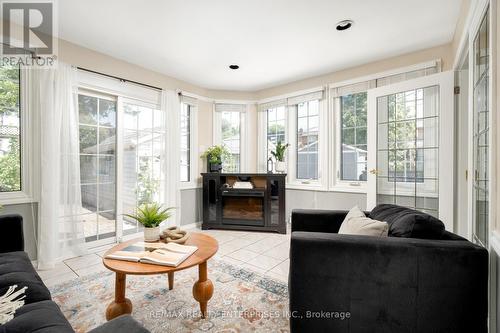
[271,142,289,173]
[125,203,175,242]
[201,145,232,172]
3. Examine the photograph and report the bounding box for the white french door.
[367,72,455,231]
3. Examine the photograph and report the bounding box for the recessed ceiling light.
[336,20,353,31]
[229,65,239,70]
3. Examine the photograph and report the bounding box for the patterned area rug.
[49,260,290,332]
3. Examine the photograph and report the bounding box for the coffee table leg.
[192,261,213,318]
[106,272,132,321]
[168,271,174,290]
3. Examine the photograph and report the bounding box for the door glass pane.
[473,8,490,247]
[376,86,439,214]
[122,102,165,235]
[78,94,117,242]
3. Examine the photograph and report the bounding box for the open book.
[105,242,198,267]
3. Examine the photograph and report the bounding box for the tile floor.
[36,225,291,288]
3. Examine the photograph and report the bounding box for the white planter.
[275,161,286,173]
[143,226,160,242]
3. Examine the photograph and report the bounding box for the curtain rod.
[77,67,163,91]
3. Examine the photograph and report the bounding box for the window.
[267,105,286,161]
[122,101,165,235]
[472,8,490,246]
[180,103,191,182]
[296,100,319,180]
[78,92,117,241]
[385,89,426,183]
[340,92,367,181]
[214,104,246,172]
[0,65,21,193]
[331,62,440,191]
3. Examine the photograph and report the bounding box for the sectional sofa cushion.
[0,252,51,305]
[0,300,74,333]
[368,204,445,239]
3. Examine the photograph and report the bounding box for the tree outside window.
[0,65,21,192]
[340,92,367,181]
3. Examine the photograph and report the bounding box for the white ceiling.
[59,0,463,91]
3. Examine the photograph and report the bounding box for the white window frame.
[366,71,455,227]
[213,103,248,172]
[257,87,328,191]
[77,70,163,246]
[332,93,369,193]
[328,60,442,193]
[179,102,199,189]
[0,68,39,205]
[287,97,328,190]
[257,103,288,173]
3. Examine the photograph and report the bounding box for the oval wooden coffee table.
[103,232,218,320]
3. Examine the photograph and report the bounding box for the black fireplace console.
[201,173,286,234]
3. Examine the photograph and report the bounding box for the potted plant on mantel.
[125,203,175,242]
[201,145,231,173]
[271,142,290,173]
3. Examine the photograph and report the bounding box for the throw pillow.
[339,206,389,237]
[342,205,365,224]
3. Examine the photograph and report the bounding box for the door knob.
[369,169,379,175]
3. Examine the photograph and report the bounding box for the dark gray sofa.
[0,214,149,333]
[289,204,488,333]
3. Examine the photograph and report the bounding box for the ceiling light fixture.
[229,65,239,70]
[336,20,353,31]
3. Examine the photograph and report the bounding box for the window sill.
[286,182,327,191]
[329,184,367,194]
[0,192,37,206]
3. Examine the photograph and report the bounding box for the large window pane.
[221,111,240,173]
[266,106,286,166]
[0,65,21,192]
[296,100,319,180]
[122,102,165,235]
[180,103,191,182]
[473,9,490,247]
[340,92,367,181]
[78,93,117,241]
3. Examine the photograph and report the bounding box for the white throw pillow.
[339,206,389,237]
[342,205,365,223]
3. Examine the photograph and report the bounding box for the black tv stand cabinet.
[201,173,286,234]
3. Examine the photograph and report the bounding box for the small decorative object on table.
[201,145,231,173]
[271,141,289,173]
[161,226,190,244]
[267,157,274,173]
[125,203,175,242]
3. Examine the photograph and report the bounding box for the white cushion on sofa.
[339,206,389,237]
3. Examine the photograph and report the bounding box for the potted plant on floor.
[125,203,175,242]
[201,145,231,172]
[271,141,289,173]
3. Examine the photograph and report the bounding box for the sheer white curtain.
[163,90,181,227]
[36,62,86,269]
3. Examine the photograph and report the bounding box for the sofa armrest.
[289,232,488,333]
[0,214,24,253]
[88,315,150,333]
[291,209,348,233]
